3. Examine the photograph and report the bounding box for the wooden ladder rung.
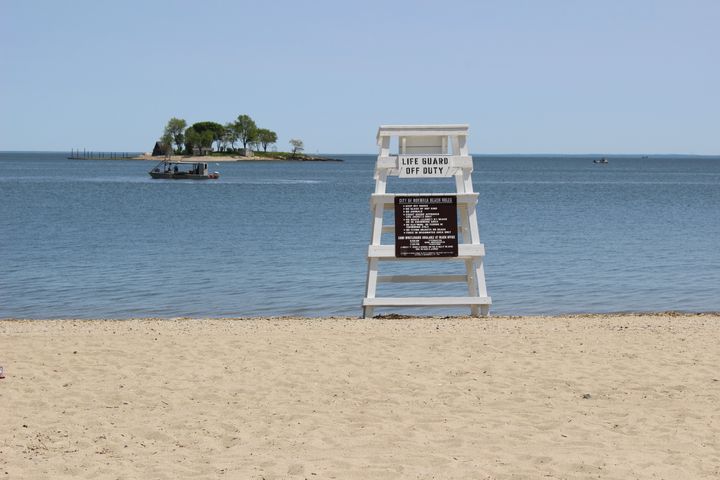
[378,274,468,283]
[363,296,492,307]
[368,244,485,259]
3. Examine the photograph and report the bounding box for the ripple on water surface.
[1,153,719,318]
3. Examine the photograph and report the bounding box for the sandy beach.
[1,313,719,479]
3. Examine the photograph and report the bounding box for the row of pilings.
[68,149,133,160]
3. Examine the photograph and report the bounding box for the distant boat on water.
[149,160,219,180]
[593,157,609,164]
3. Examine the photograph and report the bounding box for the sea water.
[1,152,719,318]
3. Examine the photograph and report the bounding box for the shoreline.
[2,310,717,322]
[2,312,719,478]
[2,310,718,321]
[131,153,343,162]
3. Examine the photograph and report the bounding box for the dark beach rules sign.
[394,196,459,257]
[398,155,454,177]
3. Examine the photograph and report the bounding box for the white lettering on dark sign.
[394,195,458,257]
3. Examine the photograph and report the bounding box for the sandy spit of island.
[1,313,719,479]
[132,154,340,162]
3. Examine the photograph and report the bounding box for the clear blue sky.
[1,0,718,154]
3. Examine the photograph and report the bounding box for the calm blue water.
[1,152,719,318]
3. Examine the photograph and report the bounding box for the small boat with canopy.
[149,160,220,180]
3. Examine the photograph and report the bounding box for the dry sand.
[1,314,719,479]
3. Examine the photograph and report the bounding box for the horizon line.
[1,150,719,158]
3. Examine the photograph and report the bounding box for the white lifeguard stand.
[362,124,491,318]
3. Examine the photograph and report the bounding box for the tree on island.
[224,122,239,151]
[155,139,173,158]
[191,122,225,152]
[162,117,187,154]
[184,127,199,153]
[159,114,286,156]
[159,134,173,155]
[184,126,214,154]
[289,138,304,158]
[234,114,257,151]
[256,128,278,152]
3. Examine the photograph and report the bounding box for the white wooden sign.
[398,155,455,177]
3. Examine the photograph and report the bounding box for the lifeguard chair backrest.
[399,135,448,155]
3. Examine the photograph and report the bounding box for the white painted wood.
[377,125,469,143]
[363,257,379,319]
[459,203,480,316]
[465,259,480,316]
[378,274,468,283]
[363,297,491,307]
[454,171,466,194]
[376,156,473,170]
[461,169,474,194]
[364,124,491,318]
[451,135,461,158]
[373,169,388,193]
[474,257,489,298]
[368,244,485,258]
[365,135,390,319]
[399,136,447,154]
[458,135,469,156]
[450,134,470,157]
[370,204,384,245]
[467,201,481,244]
[457,205,468,243]
[379,135,391,157]
[374,136,392,182]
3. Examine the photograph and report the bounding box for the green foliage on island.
[289,138,304,156]
[159,114,280,155]
[256,129,278,152]
[157,115,340,160]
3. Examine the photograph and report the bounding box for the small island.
[133,115,342,162]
